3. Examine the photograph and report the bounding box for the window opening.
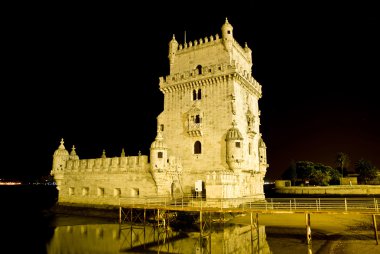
[97,187,105,196]
[195,115,201,124]
[194,141,202,154]
[196,65,202,75]
[82,187,89,196]
[114,188,121,197]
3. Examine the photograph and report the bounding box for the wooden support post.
[256,213,260,252]
[199,210,203,253]
[143,209,146,226]
[208,228,212,254]
[144,209,146,249]
[250,212,254,253]
[305,213,312,245]
[199,210,203,237]
[373,214,379,245]
[119,206,122,224]
[344,198,347,211]
[157,209,160,227]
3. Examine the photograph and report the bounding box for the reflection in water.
[46,222,271,253]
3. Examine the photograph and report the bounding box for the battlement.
[63,155,149,173]
[176,34,251,62]
[159,61,261,95]
[177,33,221,52]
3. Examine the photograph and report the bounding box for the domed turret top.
[222,17,232,28]
[150,129,167,149]
[259,138,267,148]
[170,34,178,43]
[53,138,69,157]
[69,145,79,160]
[225,121,243,141]
[221,17,233,34]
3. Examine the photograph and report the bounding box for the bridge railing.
[119,196,380,213]
[240,198,380,213]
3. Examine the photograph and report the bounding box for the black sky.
[3,2,379,181]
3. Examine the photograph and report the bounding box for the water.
[0,185,377,253]
[0,185,58,253]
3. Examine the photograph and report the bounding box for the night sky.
[3,2,379,181]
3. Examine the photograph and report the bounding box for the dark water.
[0,185,58,253]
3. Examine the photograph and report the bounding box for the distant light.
[0,181,22,185]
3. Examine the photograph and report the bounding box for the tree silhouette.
[281,160,297,185]
[336,152,350,177]
[355,159,378,184]
[310,169,331,186]
[282,160,341,186]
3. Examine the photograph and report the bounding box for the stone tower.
[50,19,268,207]
[157,18,268,199]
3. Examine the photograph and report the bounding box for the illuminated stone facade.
[51,19,269,206]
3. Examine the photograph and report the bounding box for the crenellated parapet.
[177,33,221,52]
[175,34,251,63]
[51,140,151,175]
[64,155,149,173]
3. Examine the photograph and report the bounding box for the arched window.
[197,89,202,100]
[194,141,202,154]
[193,90,197,100]
[158,152,163,158]
[196,65,202,75]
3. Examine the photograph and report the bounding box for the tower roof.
[221,17,233,30]
[150,129,167,149]
[226,122,243,141]
[53,138,69,157]
[69,145,79,160]
[259,138,266,148]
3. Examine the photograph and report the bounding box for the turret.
[52,138,69,172]
[258,137,267,165]
[150,129,168,172]
[69,145,79,160]
[51,138,69,190]
[101,149,106,158]
[225,122,244,171]
[244,42,253,65]
[221,18,233,52]
[168,34,178,72]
